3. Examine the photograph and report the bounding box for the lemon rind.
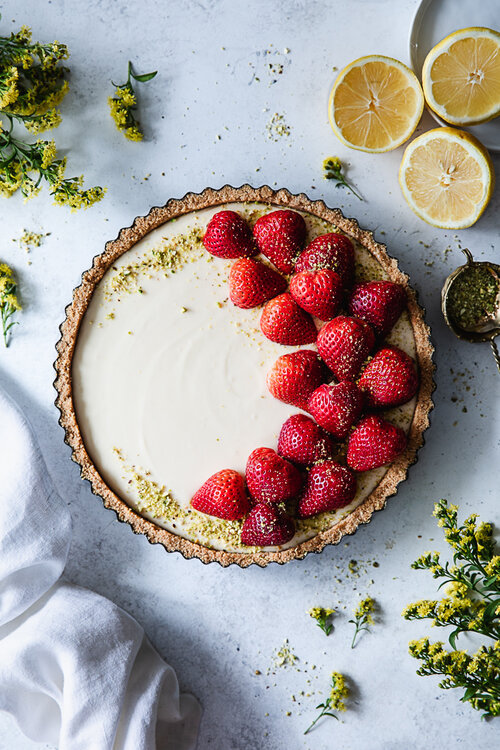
[399,127,494,229]
[328,54,424,153]
[422,27,500,127]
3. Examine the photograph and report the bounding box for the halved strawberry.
[203,210,257,259]
[295,233,355,287]
[246,447,303,504]
[260,293,317,345]
[241,503,295,546]
[347,415,407,471]
[308,381,364,440]
[267,350,328,410]
[358,346,419,408]
[348,280,407,337]
[277,414,336,466]
[316,315,375,381]
[191,469,251,519]
[229,257,287,309]
[253,209,306,274]
[297,460,357,518]
[289,269,343,321]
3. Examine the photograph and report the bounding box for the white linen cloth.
[0,388,201,749]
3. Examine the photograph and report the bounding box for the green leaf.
[130,70,157,83]
[448,628,460,650]
[462,686,478,701]
[483,599,500,620]
[483,576,500,590]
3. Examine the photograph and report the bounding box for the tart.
[54,185,434,567]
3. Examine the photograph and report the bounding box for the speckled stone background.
[0,1,499,748]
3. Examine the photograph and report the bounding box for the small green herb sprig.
[403,500,500,718]
[308,607,335,636]
[0,24,105,209]
[108,61,157,141]
[323,156,362,200]
[304,671,348,734]
[0,262,21,346]
[349,596,375,648]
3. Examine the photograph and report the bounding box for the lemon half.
[328,55,424,153]
[422,27,500,126]
[399,127,494,229]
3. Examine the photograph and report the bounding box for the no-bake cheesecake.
[54,185,434,566]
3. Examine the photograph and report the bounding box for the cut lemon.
[399,127,494,229]
[422,27,500,126]
[328,55,424,153]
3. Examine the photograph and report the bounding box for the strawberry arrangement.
[190,208,419,548]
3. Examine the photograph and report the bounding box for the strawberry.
[348,280,407,337]
[358,346,419,408]
[289,269,343,321]
[260,293,317,345]
[297,460,357,518]
[241,502,295,546]
[267,350,328,410]
[253,209,306,274]
[229,257,287,309]
[277,414,336,466]
[316,315,375,381]
[308,381,364,440]
[347,415,407,471]
[246,447,303,503]
[191,469,251,520]
[203,210,257,259]
[295,233,355,287]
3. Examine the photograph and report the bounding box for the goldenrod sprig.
[0,24,104,208]
[308,607,335,636]
[323,156,362,200]
[108,61,157,141]
[304,671,348,734]
[407,500,500,647]
[403,500,500,718]
[0,25,68,131]
[349,596,375,648]
[0,262,21,346]
[0,123,105,208]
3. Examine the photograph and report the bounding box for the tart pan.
[54,185,435,567]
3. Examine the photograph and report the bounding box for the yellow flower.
[108,96,129,128]
[475,522,493,550]
[485,556,500,577]
[38,140,57,169]
[16,26,32,45]
[47,41,69,62]
[4,293,21,310]
[329,671,349,712]
[52,183,106,211]
[115,86,136,107]
[416,600,437,617]
[354,596,375,623]
[0,160,23,197]
[324,156,342,172]
[308,607,335,622]
[23,109,62,134]
[124,125,143,141]
[21,178,42,202]
[0,67,19,108]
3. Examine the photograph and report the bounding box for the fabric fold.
[0,388,201,749]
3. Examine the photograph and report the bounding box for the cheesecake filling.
[72,203,417,552]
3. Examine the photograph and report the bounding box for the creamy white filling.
[72,203,417,552]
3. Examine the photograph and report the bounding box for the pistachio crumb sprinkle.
[112,448,245,549]
[105,226,204,299]
[273,639,298,668]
